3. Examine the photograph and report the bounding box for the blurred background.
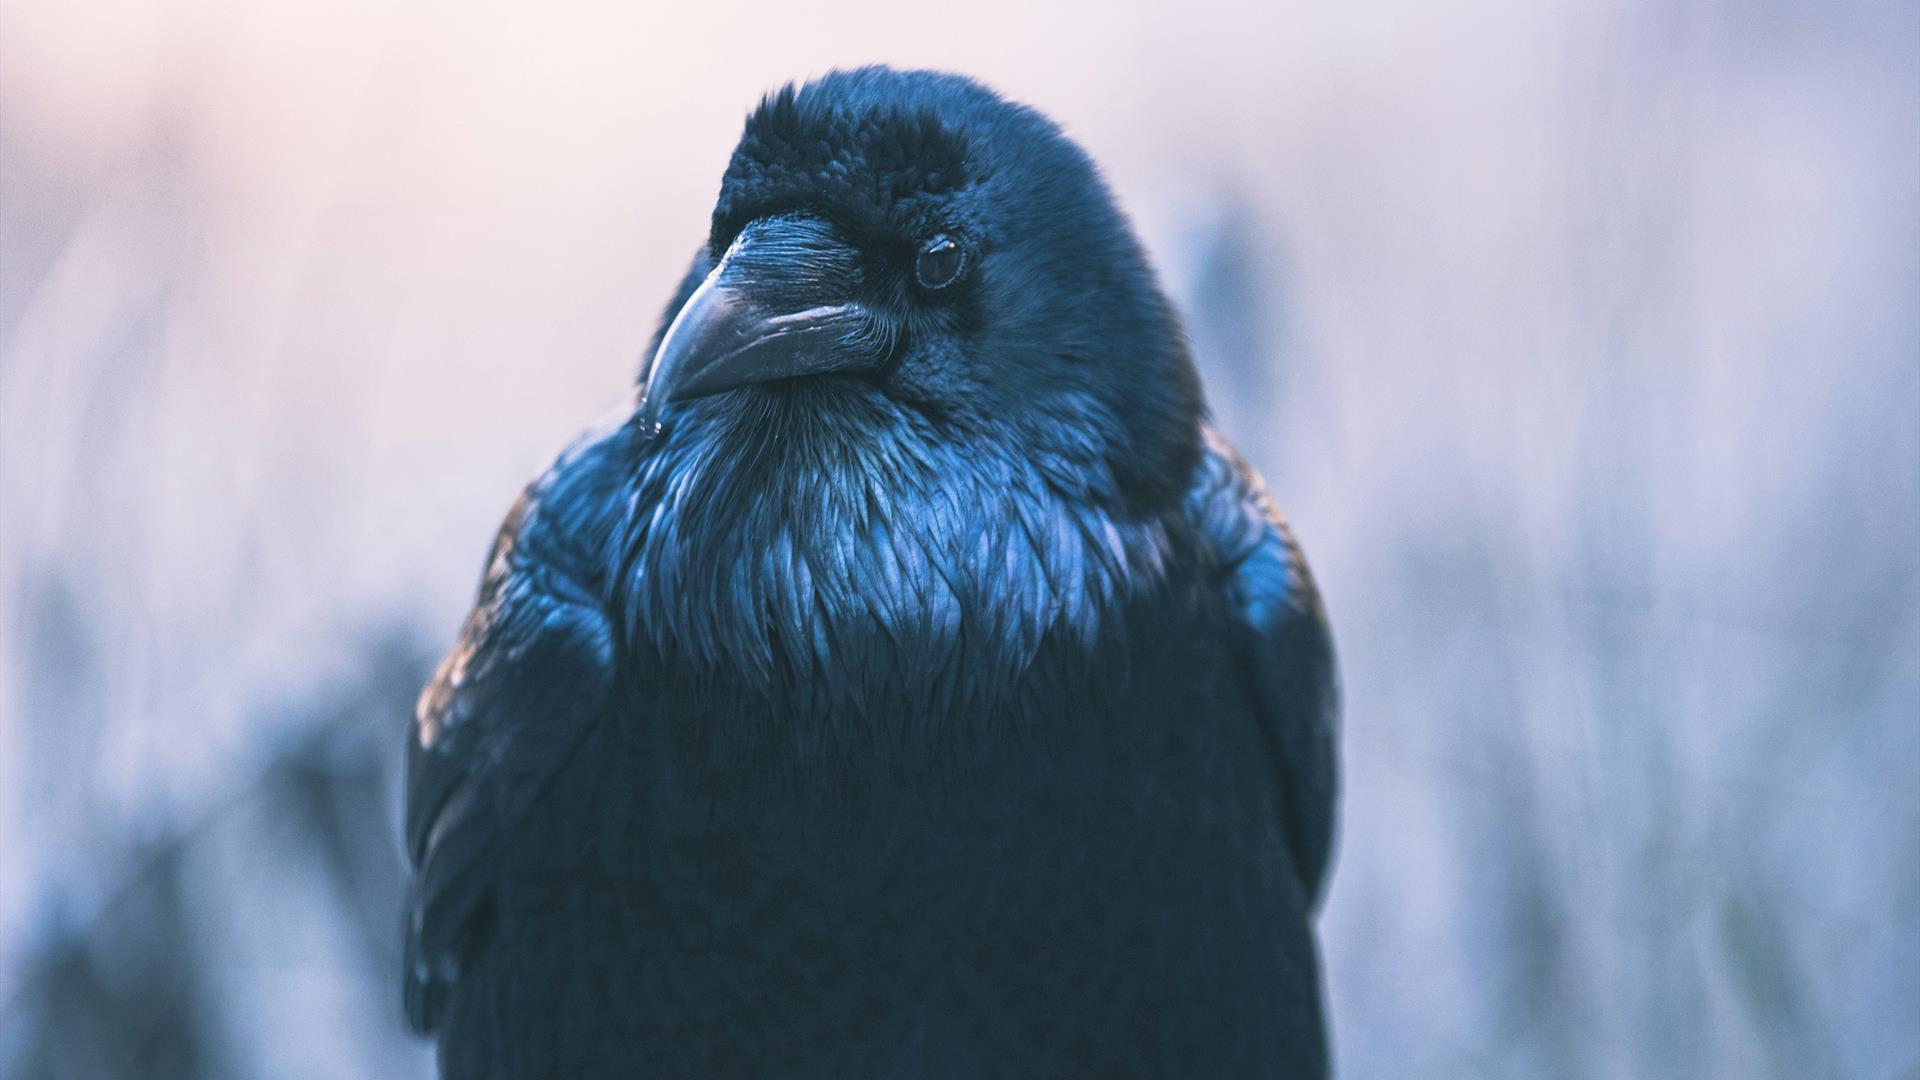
[2,1,1916,1077]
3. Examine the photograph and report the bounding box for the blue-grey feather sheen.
[556,380,1221,745]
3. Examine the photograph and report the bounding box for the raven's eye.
[915,235,965,290]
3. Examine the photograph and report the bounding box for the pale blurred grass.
[2,1,1916,1077]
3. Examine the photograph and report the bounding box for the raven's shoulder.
[1184,428,1339,909]
[402,409,637,1031]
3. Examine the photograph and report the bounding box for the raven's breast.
[436,591,1327,1080]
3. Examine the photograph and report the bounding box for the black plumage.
[403,67,1338,1079]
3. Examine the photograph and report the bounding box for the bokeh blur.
[2,1,1916,1077]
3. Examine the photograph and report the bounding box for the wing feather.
[402,419,632,1032]
[1187,428,1340,909]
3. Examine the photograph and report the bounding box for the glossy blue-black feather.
[1188,429,1340,908]
[403,416,632,1030]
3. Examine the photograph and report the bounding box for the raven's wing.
[402,416,634,1032]
[1186,428,1340,910]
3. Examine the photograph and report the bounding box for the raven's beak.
[638,217,882,433]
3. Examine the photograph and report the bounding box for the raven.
[404,67,1338,1079]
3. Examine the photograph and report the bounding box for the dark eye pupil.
[916,236,963,289]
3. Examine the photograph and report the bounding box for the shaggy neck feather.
[612,386,1187,718]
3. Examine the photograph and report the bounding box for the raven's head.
[639,67,1203,511]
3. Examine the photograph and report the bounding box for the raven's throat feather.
[614,384,1185,722]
